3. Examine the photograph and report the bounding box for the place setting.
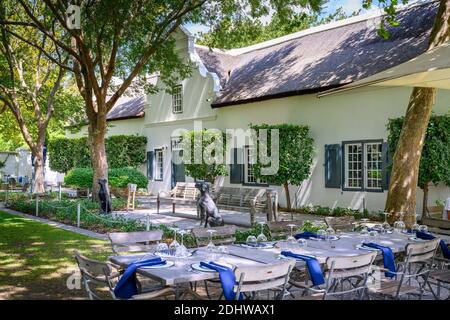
[239,222,276,249]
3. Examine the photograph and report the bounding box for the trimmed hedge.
[48,135,147,173]
[64,167,147,189]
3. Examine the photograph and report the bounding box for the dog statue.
[98,179,112,214]
[195,181,224,228]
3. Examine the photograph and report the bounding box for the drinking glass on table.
[393,221,406,234]
[169,227,180,254]
[411,223,420,236]
[382,212,391,231]
[155,242,169,255]
[218,245,229,257]
[368,230,379,244]
[297,238,307,248]
[246,235,257,249]
[286,224,298,248]
[206,229,217,252]
[326,227,336,248]
[317,229,326,241]
[359,227,369,244]
[418,225,428,234]
[176,230,189,257]
[256,222,268,243]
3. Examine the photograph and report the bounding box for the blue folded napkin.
[280,251,325,286]
[200,261,242,300]
[294,232,318,240]
[114,257,166,299]
[416,231,450,259]
[362,242,396,278]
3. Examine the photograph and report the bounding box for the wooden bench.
[192,225,237,247]
[324,216,356,232]
[157,182,199,214]
[420,217,450,236]
[213,187,278,225]
[267,221,300,239]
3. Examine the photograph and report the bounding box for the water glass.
[317,229,326,241]
[155,242,169,255]
[297,238,307,248]
[418,225,428,234]
[246,235,257,247]
[411,223,420,236]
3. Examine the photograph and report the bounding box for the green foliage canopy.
[250,124,315,186]
[48,135,147,173]
[387,114,450,189]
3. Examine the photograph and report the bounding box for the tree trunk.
[385,88,436,227]
[88,122,109,201]
[32,148,45,194]
[422,182,429,218]
[385,0,449,228]
[283,182,292,212]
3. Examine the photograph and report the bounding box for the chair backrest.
[233,260,296,299]
[404,238,440,264]
[323,251,377,299]
[173,182,198,199]
[215,187,266,207]
[73,250,115,300]
[108,231,163,254]
[324,216,356,232]
[192,226,237,246]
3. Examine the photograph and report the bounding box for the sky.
[185,0,372,35]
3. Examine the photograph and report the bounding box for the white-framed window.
[244,146,267,185]
[154,149,164,181]
[364,142,383,190]
[172,84,183,114]
[343,140,383,191]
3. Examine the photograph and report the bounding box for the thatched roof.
[195,1,439,108]
[106,96,146,121]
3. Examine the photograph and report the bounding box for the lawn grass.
[0,210,113,299]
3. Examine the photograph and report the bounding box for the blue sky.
[185,0,372,35]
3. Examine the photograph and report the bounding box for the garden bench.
[157,182,199,214]
[191,225,237,247]
[213,187,278,225]
[420,217,450,236]
[267,221,300,239]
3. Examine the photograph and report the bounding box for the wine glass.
[155,242,169,256]
[246,235,257,247]
[393,220,406,234]
[297,238,307,248]
[411,223,420,236]
[256,222,268,244]
[176,230,189,257]
[169,227,180,254]
[317,229,326,241]
[206,229,217,252]
[359,227,369,244]
[418,225,428,234]
[382,212,391,232]
[286,224,297,247]
[369,230,379,244]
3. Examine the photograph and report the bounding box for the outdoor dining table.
[108,231,445,295]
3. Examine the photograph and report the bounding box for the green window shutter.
[230,148,243,184]
[324,144,342,188]
[147,151,154,180]
[382,142,392,190]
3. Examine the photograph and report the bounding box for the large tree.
[0,4,81,193]
[382,0,450,227]
[0,0,323,200]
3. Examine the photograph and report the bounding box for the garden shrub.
[64,168,93,188]
[109,167,148,188]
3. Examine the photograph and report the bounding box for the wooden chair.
[233,260,296,300]
[289,251,377,300]
[367,238,440,300]
[108,230,164,254]
[74,250,175,300]
[192,226,237,247]
[324,216,356,232]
